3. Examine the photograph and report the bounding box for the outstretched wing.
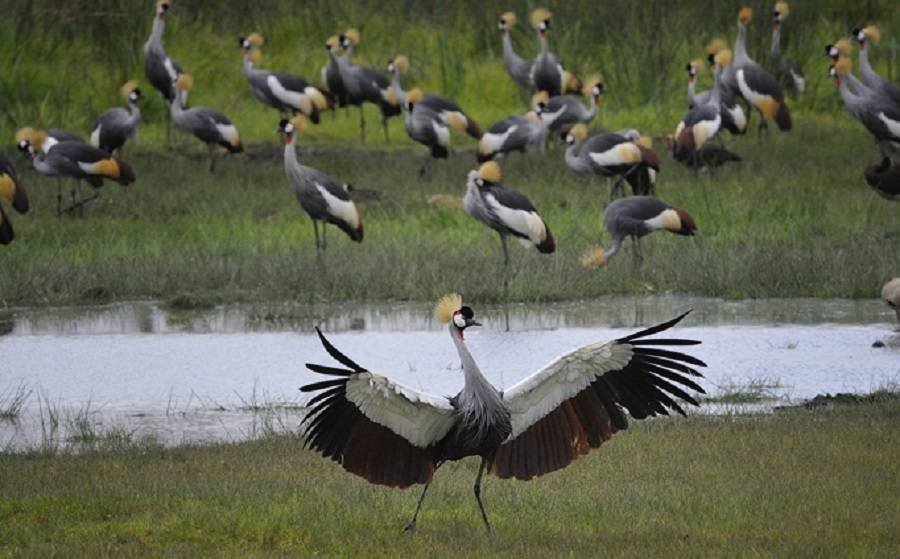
[301,328,456,488]
[493,313,705,481]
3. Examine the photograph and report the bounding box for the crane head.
[738,7,752,25]
[476,161,502,186]
[156,0,170,18]
[564,123,588,146]
[714,49,732,67]
[435,294,481,334]
[175,74,194,92]
[582,75,604,100]
[530,8,551,35]
[325,35,341,53]
[580,247,608,269]
[772,1,788,28]
[563,71,583,94]
[15,127,36,152]
[406,88,423,112]
[499,12,516,32]
[388,55,409,75]
[341,28,360,48]
[706,38,727,56]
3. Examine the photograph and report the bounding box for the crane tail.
[0,206,14,245]
[775,101,791,131]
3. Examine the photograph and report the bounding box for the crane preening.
[300,293,706,532]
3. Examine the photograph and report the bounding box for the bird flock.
[3,1,900,533]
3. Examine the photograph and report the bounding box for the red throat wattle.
[282,134,292,145]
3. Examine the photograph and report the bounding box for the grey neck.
[565,141,590,173]
[771,28,781,58]
[709,65,723,106]
[242,52,258,76]
[391,71,407,106]
[126,99,141,123]
[838,79,865,120]
[502,32,522,63]
[146,16,164,51]
[688,78,698,105]
[858,44,882,88]
[603,236,623,261]
[539,34,548,55]
[449,324,501,409]
[734,22,749,63]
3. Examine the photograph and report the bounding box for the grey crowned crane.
[865,158,900,201]
[143,0,185,142]
[170,75,243,173]
[463,161,555,270]
[403,88,482,177]
[537,75,604,136]
[688,45,747,136]
[725,7,791,137]
[384,57,483,141]
[239,33,333,123]
[90,80,142,154]
[851,26,900,108]
[563,124,659,198]
[0,152,29,245]
[528,8,565,97]
[769,1,805,96]
[883,278,900,324]
[830,58,900,160]
[498,12,531,90]
[277,117,363,251]
[581,196,696,268]
[16,127,87,213]
[663,136,742,170]
[322,36,349,111]
[477,95,548,162]
[336,29,400,143]
[674,50,732,163]
[300,293,706,532]
[23,130,135,215]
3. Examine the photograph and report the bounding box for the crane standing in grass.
[563,124,659,199]
[169,75,243,173]
[674,50,733,164]
[322,36,349,112]
[0,152,29,245]
[277,116,363,252]
[477,94,549,162]
[336,29,400,143]
[90,81,142,154]
[301,293,705,532]
[463,161,555,271]
[687,44,747,136]
[498,12,531,90]
[850,26,900,108]
[581,196,697,268]
[239,33,333,123]
[144,0,185,143]
[528,8,566,97]
[829,58,900,160]
[538,76,604,137]
[724,7,791,138]
[769,1,805,96]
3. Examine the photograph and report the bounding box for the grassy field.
[1,394,898,557]
[1,0,899,308]
[1,117,898,308]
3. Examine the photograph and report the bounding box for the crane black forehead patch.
[460,306,474,319]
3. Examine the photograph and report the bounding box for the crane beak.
[466,319,482,328]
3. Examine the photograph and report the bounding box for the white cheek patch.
[453,314,466,328]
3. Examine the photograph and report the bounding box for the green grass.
[1,115,898,308]
[1,0,899,308]
[2,394,898,557]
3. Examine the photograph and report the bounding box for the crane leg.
[312,219,320,253]
[417,155,431,179]
[76,181,85,217]
[499,233,510,270]
[403,482,431,533]
[382,117,390,144]
[474,457,492,533]
[321,221,327,251]
[756,115,768,143]
[358,106,366,144]
[56,178,62,217]
[208,145,218,174]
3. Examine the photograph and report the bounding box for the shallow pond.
[1,296,898,451]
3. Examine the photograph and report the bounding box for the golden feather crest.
[563,71,582,92]
[863,25,881,44]
[30,130,48,151]
[834,56,852,75]
[582,74,603,98]
[435,293,463,324]
[156,0,169,9]
[15,127,36,144]
[706,38,728,55]
[500,11,517,27]
[738,7,753,24]
[478,161,502,183]
[344,28,360,45]
[393,55,410,74]
[714,48,733,67]
[309,89,329,111]
[120,79,139,97]
[408,88,423,104]
[580,247,608,269]
[834,38,852,56]
[531,90,549,106]
[690,59,706,74]
[325,35,340,48]
[570,123,588,140]
[774,1,789,17]
[246,32,264,47]
[289,115,306,132]
[530,7,551,28]
[175,74,194,92]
